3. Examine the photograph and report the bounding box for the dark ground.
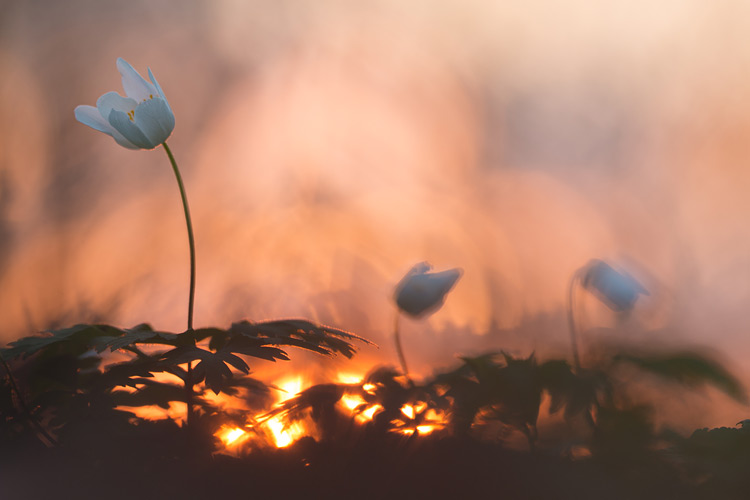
[0,429,717,500]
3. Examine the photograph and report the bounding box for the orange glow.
[115,370,191,423]
[391,403,447,436]
[265,416,307,448]
[341,393,366,411]
[117,366,451,456]
[278,377,303,398]
[212,372,453,454]
[216,425,250,447]
[336,373,364,384]
[338,393,382,424]
[360,404,383,421]
[401,405,415,419]
[416,425,437,435]
[121,401,186,423]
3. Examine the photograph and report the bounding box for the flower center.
[128,95,155,121]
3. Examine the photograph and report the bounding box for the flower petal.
[117,58,157,101]
[108,109,156,149]
[96,91,137,121]
[75,105,139,149]
[133,97,175,146]
[394,265,462,318]
[110,133,141,149]
[75,104,115,134]
[148,68,173,114]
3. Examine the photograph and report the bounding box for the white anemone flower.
[394,262,462,318]
[74,58,175,150]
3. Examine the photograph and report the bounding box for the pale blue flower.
[394,262,462,318]
[75,58,174,149]
[581,259,649,312]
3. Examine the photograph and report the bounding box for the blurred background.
[1,0,750,430]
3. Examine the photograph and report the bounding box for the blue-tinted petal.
[96,91,137,122]
[108,109,156,149]
[75,105,115,134]
[394,264,462,317]
[117,58,157,101]
[75,104,138,149]
[147,67,173,114]
[133,97,174,146]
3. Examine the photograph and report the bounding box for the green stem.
[163,142,196,333]
[393,313,414,387]
[163,142,196,431]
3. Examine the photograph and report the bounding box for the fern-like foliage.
[0,318,371,444]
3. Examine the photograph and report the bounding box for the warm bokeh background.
[2,1,750,430]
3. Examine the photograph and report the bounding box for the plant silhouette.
[1,319,371,448]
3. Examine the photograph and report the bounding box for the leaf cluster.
[250,348,746,462]
[0,318,370,445]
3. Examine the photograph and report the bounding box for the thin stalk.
[163,142,195,332]
[185,363,194,430]
[393,313,414,387]
[163,142,197,429]
[567,271,582,371]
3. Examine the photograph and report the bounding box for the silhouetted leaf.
[217,350,250,374]
[218,375,272,403]
[99,324,182,352]
[199,327,230,350]
[161,346,250,395]
[229,319,373,358]
[160,345,209,365]
[614,352,747,403]
[194,357,232,395]
[222,336,290,362]
[3,324,125,359]
[97,355,166,389]
[537,359,575,414]
[111,382,186,409]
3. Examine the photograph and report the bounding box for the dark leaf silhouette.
[3,324,125,359]
[613,351,747,403]
[228,319,374,358]
[161,346,250,394]
[110,381,187,409]
[99,324,182,352]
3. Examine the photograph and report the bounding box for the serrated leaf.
[194,356,233,395]
[196,328,230,350]
[217,350,250,374]
[97,355,166,389]
[160,345,211,365]
[110,382,186,409]
[159,346,247,395]
[222,336,290,362]
[229,319,373,358]
[99,324,181,352]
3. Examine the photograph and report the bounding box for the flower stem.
[162,142,196,333]
[567,270,582,371]
[393,312,414,387]
[163,142,197,430]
